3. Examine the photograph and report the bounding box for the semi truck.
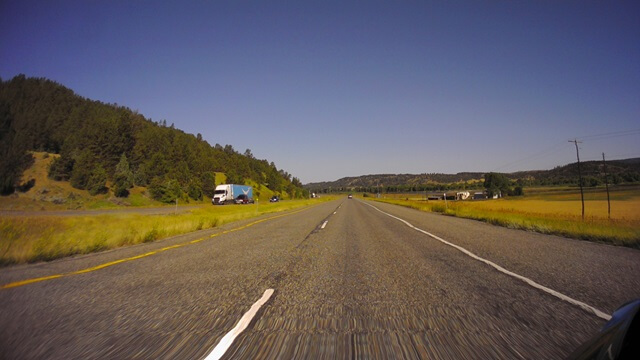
[212,184,253,205]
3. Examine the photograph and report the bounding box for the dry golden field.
[0,197,333,266]
[370,186,640,248]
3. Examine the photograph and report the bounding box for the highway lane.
[363,200,640,315]
[1,198,639,359]
[220,199,635,359]
[0,201,339,359]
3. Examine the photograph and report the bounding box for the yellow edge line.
[1,206,313,290]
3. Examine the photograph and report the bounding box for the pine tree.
[87,165,108,195]
[114,153,134,197]
[201,172,216,198]
[70,149,95,190]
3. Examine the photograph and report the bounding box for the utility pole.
[602,152,611,219]
[570,139,585,220]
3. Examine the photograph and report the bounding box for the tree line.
[306,160,640,195]
[0,75,306,200]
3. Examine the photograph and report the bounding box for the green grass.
[127,190,158,207]
[214,172,227,186]
[0,197,335,266]
[370,193,640,248]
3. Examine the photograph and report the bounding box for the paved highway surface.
[1,198,639,359]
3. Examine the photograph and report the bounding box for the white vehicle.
[212,184,253,205]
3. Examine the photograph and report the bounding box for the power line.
[491,141,567,172]
[492,128,640,172]
[576,128,640,141]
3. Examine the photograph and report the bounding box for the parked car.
[234,194,254,204]
[270,196,280,202]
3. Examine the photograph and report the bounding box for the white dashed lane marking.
[204,289,275,360]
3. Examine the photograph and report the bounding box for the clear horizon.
[2,1,639,183]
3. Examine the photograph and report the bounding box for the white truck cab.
[212,184,253,205]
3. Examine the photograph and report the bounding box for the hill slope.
[0,75,305,201]
[305,159,640,192]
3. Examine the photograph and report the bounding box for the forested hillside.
[0,75,306,200]
[306,160,640,194]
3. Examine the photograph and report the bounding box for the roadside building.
[473,192,487,200]
[426,191,471,201]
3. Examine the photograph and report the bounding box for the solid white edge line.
[321,221,328,229]
[363,201,612,321]
[204,289,275,360]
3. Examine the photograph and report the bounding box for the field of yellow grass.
[0,197,333,266]
[461,197,640,221]
[371,187,640,248]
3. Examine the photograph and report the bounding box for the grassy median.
[0,198,333,266]
[369,188,640,248]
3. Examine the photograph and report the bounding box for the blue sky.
[1,1,639,183]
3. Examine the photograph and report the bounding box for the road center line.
[1,207,313,290]
[363,201,612,321]
[204,289,274,360]
[321,221,328,229]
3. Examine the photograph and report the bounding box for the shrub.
[512,186,524,196]
[142,228,159,243]
[86,235,107,253]
[16,178,36,192]
[114,186,129,198]
[149,177,182,203]
[195,219,204,231]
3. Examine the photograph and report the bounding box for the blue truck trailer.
[212,184,253,205]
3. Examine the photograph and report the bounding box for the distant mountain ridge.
[305,158,640,191]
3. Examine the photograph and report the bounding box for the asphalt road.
[1,198,639,359]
